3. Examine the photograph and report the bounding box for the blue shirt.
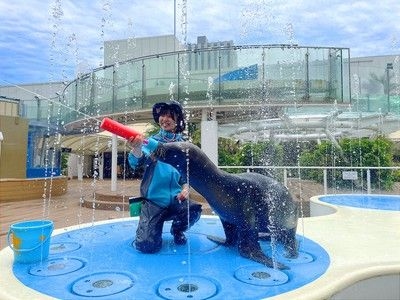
[128,129,186,208]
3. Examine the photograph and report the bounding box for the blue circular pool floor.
[319,194,400,211]
[12,216,330,300]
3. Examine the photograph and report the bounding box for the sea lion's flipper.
[238,230,289,270]
[207,220,237,246]
[221,220,238,245]
[284,241,299,259]
[239,246,289,270]
[279,227,299,259]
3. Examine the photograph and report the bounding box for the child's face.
[159,112,177,133]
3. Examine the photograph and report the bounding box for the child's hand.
[128,135,144,157]
[177,185,189,201]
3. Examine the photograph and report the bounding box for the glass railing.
[60,45,351,127]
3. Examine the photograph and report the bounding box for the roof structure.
[56,105,400,154]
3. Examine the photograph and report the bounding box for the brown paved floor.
[0,178,212,250]
[0,179,142,250]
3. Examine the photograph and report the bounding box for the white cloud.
[0,0,399,84]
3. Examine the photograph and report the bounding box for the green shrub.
[299,136,395,190]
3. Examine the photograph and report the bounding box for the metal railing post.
[283,168,288,187]
[367,169,371,194]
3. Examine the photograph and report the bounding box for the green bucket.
[7,219,54,264]
[129,197,144,217]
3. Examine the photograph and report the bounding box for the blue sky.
[1,0,399,85]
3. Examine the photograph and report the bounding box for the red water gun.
[100,117,158,154]
[100,117,143,140]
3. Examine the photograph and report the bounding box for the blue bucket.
[7,220,54,264]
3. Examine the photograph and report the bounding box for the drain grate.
[234,265,289,286]
[158,276,218,299]
[279,251,314,264]
[71,272,134,297]
[29,258,85,276]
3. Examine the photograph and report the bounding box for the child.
[128,101,202,253]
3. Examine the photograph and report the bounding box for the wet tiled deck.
[0,179,140,249]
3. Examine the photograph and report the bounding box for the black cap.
[152,100,186,133]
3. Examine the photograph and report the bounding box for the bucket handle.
[7,229,52,253]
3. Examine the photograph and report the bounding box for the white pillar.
[200,109,218,165]
[67,153,78,179]
[0,131,3,161]
[111,134,118,191]
[77,155,83,181]
[99,153,104,180]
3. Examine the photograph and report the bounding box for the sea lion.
[153,141,299,269]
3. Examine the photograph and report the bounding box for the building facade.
[0,35,399,180]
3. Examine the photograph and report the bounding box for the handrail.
[60,44,351,130]
[220,165,400,170]
[219,165,400,195]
